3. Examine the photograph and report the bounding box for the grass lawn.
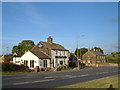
[58,75,119,88]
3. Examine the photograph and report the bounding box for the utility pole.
[76,34,85,70]
[80,47,81,60]
[76,40,78,59]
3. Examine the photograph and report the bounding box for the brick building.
[82,49,106,66]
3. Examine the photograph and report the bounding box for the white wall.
[51,50,69,67]
[21,51,40,69]
[20,51,51,69]
[13,57,21,65]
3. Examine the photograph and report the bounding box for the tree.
[12,46,19,55]
[74,48,88,59]
[12,40,35,55]
[91,47,104,53]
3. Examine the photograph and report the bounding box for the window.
[64,51,65,55]
[60,51,61,56]
[97,56,99,59]
[24,60,28,66]
[83,61,85,63]
[55,59,58,63]
[60,61,63,65]
[16,61,20,63]
[30,60,34,68]
[56,50,57,55]
[88,61,90,64]
[103,56,105,59]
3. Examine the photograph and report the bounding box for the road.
[2,66,119,88]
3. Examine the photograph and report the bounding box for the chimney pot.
[47,36,53,43]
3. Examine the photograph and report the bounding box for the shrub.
[57,65,69,71]
[65,65,69,69]
[2,63,29,72]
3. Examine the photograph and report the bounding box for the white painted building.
[20,50,50,69]
[51,50,69,68]
[13,36,69,69]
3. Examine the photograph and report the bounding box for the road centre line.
[113,71,118,72]
[45,74,89,79]
[96,72,109,74]
[3,76,33,80]
[69,74,89,78]
[44,74,72,79]
[13,79,55,85]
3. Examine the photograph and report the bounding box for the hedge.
[2,63,29,72]
[57,65,69,70]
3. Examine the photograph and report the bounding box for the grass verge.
[1,71,34,75]
[58,75,119,88]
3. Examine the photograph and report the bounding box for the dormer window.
[38,44,43,48]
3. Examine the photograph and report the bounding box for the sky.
[2,2,118,55]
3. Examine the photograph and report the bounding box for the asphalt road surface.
[2,66,119,88]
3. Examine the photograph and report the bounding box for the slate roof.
[30,50,51,59]
[31,41,68,59]
[90,51,105,56]
[40,41,68,51]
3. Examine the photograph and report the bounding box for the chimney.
[93,48,96,51]
[98,49,100,52]
[88,48,90,51]
[47,36,53,44]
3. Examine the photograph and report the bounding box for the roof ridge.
[90,50,104,55]
[41,41,63,46]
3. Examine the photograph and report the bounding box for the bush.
[57,65,69,71]
[2,63,29,72]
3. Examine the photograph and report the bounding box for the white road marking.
[113,71,118,72]
[65,75,72,76]
[96,72,108,74]
[13,79,55,85]
[44,74,72,79]
[79,74,89,77]
[44,77,52,79]
[101,72,109,74]
[44,76,61,78]
[3,77,32,80]
[69,74,89,78]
